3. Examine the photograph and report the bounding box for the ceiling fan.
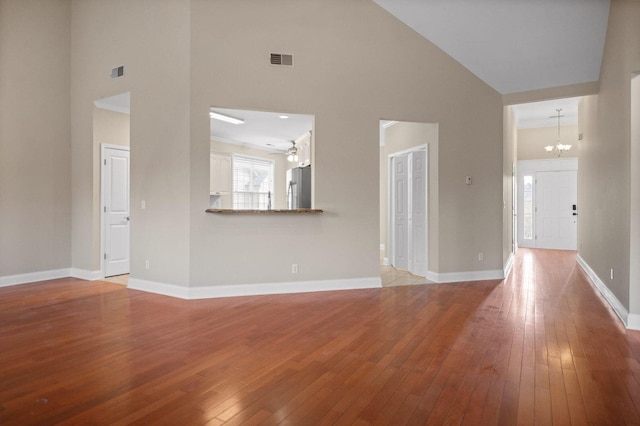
[270,141,298,162]
[286,141,298,162]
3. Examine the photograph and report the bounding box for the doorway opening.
[511,97,581,251]
[380,120,435,284]
[95,92,131,280]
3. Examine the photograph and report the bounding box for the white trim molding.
[503,253,515,279]
[425,269,505,284]
[518,157,578,173]
[128,278,190,299]
[128,277,382,300]
[0,268,106,288]
[576,254,630,328]
[0,268,71,288]
[70,269,103,281]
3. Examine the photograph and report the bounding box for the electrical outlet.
[478,252,484,261]
[145,259,150,270]
[291,263,299,274]
[141,200,146,209]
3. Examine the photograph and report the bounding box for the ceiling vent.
[270,53,294,67]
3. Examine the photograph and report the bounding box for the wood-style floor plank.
[2,249,640,424]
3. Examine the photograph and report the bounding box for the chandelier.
[545,108,572,156]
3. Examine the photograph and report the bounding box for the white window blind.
[232,155,274,210]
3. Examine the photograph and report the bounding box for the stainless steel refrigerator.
[288,166,311,209]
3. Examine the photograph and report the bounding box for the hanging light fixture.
[286,141,298,162]
[545,108,572,156]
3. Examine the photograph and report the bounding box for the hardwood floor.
[2,249,640,424]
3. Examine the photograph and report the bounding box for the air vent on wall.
[111,65,125,79]
[270,53,294,67]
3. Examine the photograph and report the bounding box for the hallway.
[1,249,639,424]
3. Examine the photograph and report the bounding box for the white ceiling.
[210,108,313,152]
[94,92,130,115]
[373,0,610,95]
[512,96,582,129]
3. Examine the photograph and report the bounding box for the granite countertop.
[206,208,324,214]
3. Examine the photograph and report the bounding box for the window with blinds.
[232,155,274,210]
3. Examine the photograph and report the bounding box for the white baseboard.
[128,278,190,299]
[425,268,504,284]
[503,253,514,279]
[628,314,640,330]
[0,268,71,288]
[128,277,382,300]
[70,268,102,281]
[576,254,630,328]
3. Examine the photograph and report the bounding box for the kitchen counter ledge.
[206,208,324,214]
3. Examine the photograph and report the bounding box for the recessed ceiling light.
[210,111,244,125]
[279,115,289,119]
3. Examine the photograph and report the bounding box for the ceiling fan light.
[545,146,554,152]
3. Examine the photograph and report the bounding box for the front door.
[535,170,577,250]
[103,146,130,277]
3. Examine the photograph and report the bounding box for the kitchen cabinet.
[210,153,231,195]
[296,132,311,167]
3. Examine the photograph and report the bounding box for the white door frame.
[517,158,578,249]
[512,162,518,253]
[100,143,130,278]
[389,144,428,276]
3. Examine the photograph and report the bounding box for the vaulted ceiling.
[373,0,610,95]
[374,0,611,128]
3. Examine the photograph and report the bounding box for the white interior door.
[535,170,577,250]
[392,155,409,271]
[390,148,427,276]
[411,151,427,276]
[103,146,130,277]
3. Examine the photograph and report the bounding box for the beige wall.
[93,107,130,148]
[189,0,503,287]
[503,107,517,266]
[578,0,640,313]
[0,0,71,277]
[3,0,504,289]
[210,139,289,210]
[518,125,578,160]
[379,122,439,269]
[631,74,640,314]
[71,0,191,284]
